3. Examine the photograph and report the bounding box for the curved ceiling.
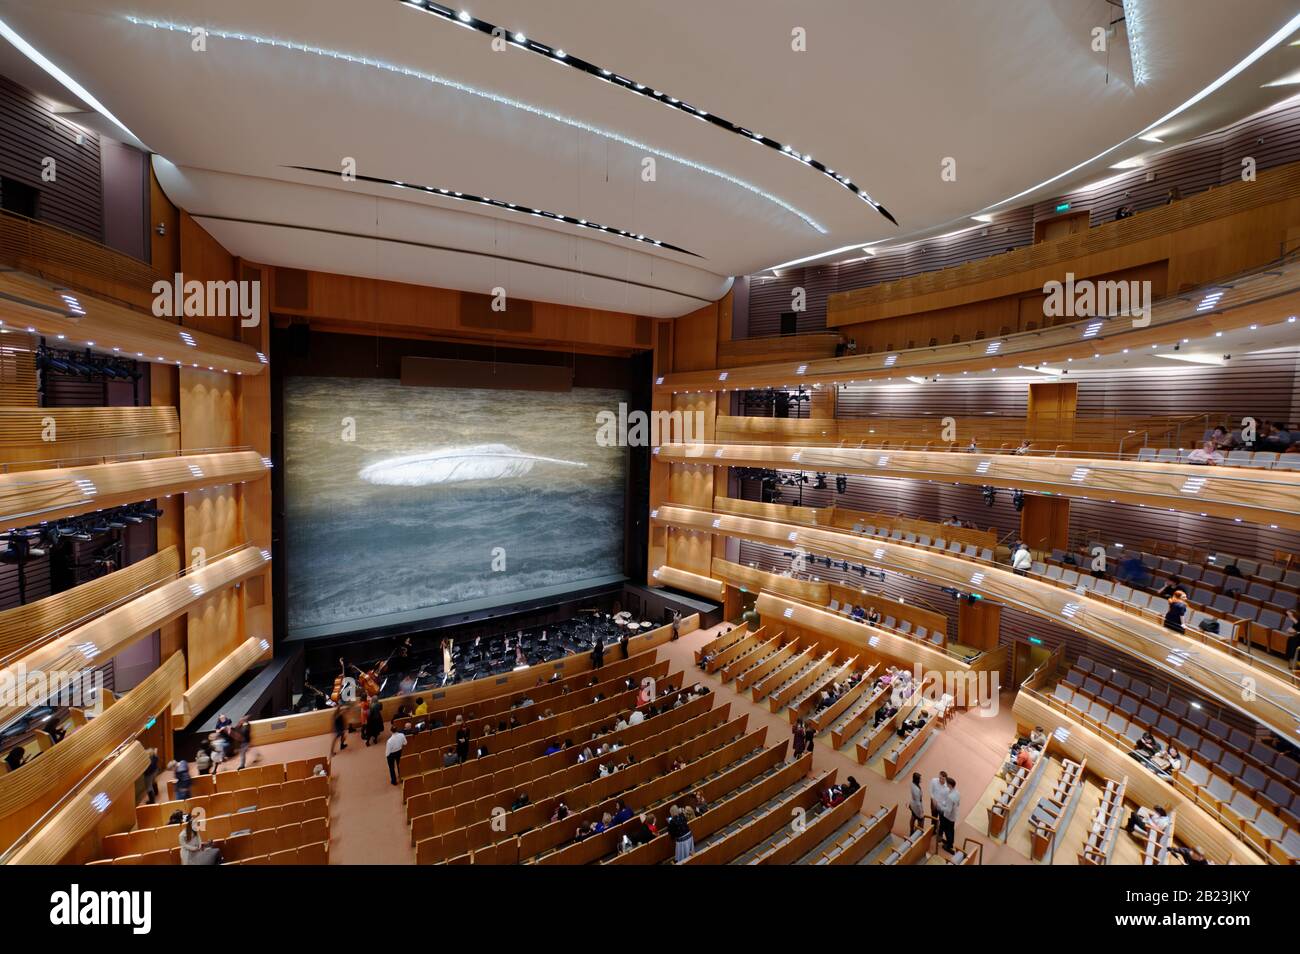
[2,0,1299,316]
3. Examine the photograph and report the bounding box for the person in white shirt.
[628,709,645,726]
[385,728,407,786]
[1029,725,1048,747]
[928,772,949,830]
[1012,544,1032,576]
[1186,441,1223,465]
[941,777,961,852]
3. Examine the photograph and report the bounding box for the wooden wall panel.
[672,301,720,372]
[0,75,102,240]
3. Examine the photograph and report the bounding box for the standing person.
[331,706,348,754]
[928,771,949,831]
[143,748,160,804]
[385,725,408,786]
[455,722,470,764]
[366,701,384,747]
[591,635,605,669]
[941,776,961,853]
[908,771,925,833]
[171,758,192,802]
[668,805,694,861]
[358,696,372,746]
[235,717,253,769]
[671,611,681,641]
[1012,544,1032,576]
[620,629,630,660]
[792,719,807,758]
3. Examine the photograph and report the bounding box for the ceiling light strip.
[286,165,700,256]
[124,15,828,235]
[400,0,895,226]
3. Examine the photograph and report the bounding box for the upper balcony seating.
[1054,655,1300,862]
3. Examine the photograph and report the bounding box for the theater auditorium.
[0,0,1298,883]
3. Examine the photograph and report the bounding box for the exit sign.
[1055,202,1071,213]
[1028,637,1043,646]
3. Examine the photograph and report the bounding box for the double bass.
[351,638,409,699]
[330,658,346,704]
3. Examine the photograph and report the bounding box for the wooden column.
[1020,495,1071,552]
[808,385,837,419]
[957,598,1001,653]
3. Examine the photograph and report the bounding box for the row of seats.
[415,699,747,862]
[408,688,709,834]
[825,599,948,647]
[1136,447,1300,469]
[1067,654,1298,796]
[1053,664,1299,862]
[162,757,324,803]
[1030,560,1234,635]
[849,522,996,562]
[1078,776,1127,865]
[405,690,706,821]
[147,773,330,829]
[102,798,327,858]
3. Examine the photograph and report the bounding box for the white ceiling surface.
[2,0,1299,316]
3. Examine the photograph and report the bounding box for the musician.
[515,643,528,668]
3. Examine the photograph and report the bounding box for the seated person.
[1124,804,1170,838]
[1132,730,1160,759]
[1015,744,1039,772]
[1171,844,1212,866]
[1150,744,1183,777]
[1186,441,1223,465]
[865,607,882,625]
[873,704,897,728]
[1029,725,1048,747]
[851,605,866,622]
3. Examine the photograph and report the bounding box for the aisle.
[233,727,415,864]
[658,623,1033,865]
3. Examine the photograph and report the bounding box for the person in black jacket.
[366,702,384,748]
[456,724,470,764]
[1163,591,1188,634]
[591,636,605,669]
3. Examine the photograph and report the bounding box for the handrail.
[0,444,259,475]
[0,543,258,672]
[0,735,142,866]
